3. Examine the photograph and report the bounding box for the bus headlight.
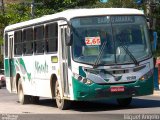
[139,69,153,81]
[73,73,93,85]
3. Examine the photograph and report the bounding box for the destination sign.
[111,16,135,24]
[79,16,135,26]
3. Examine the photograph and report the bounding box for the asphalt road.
[1,87,160,120]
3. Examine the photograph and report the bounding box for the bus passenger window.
[14,30,22,56]
[23,44,26,54]
[45,23,58,53]
[23,28,33,55]
[34,25,45,54]
[5,33,8,57]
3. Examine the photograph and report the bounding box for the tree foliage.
[1,0,145,24]
[0,0,159,55]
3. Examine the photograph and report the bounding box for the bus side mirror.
[65,28,73,46]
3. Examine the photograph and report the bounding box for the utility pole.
[145,0,160,30]
[23,0,43,19]
[0,0,5,56]
[0,0,4,15]
[30,0,43,19]
[145,0,151,16]
[31,0,35,19]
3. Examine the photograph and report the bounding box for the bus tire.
[117,97,132,107]
[55,81,71,110]
[18,79,30,104]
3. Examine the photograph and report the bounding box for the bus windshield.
[71,15,151,65]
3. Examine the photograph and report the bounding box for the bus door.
[7,32,16,92]
[60,25,70,97]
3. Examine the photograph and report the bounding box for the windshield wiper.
[120,44,139,66]
[93,41,107,68]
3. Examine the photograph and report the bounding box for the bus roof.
[5,8,144,32]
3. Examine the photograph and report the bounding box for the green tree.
[0,0,159,56]
[151,5,160,57]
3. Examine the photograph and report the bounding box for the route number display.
[85,37,101,45]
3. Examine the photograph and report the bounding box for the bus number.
[126,76,136,81]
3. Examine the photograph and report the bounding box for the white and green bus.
[4,8,154,110]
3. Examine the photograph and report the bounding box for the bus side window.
[34,25,45,54]
[23,30,26,54]
[5,33,8,57]
[45,23,58,53]
[14,30,22,56]
[45,25,49,52]
[23,28,33,55]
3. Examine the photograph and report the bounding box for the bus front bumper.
[72,76,153,101]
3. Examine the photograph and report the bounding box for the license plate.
[110,86,124,92]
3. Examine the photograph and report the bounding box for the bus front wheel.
[117,97,132,107]
[18,79,30,104]
[55,81,71,110]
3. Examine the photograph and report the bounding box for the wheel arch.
[50,74,58,98]
[16,73,21,93]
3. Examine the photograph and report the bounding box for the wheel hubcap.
[56,82,61,103]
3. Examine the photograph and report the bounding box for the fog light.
[86,79,93,85]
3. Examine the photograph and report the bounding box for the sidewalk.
[153,90,160,96]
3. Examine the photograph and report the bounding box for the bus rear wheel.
[55,81,71,110]
[18,79,30,104]
[117,97,132,107]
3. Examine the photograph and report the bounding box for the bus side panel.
[4,58,17,92]
[4,58,12,92]
[68,61,80,100]
[15,56,36,96]
[68,68,74,100]
[34,55,55,98]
